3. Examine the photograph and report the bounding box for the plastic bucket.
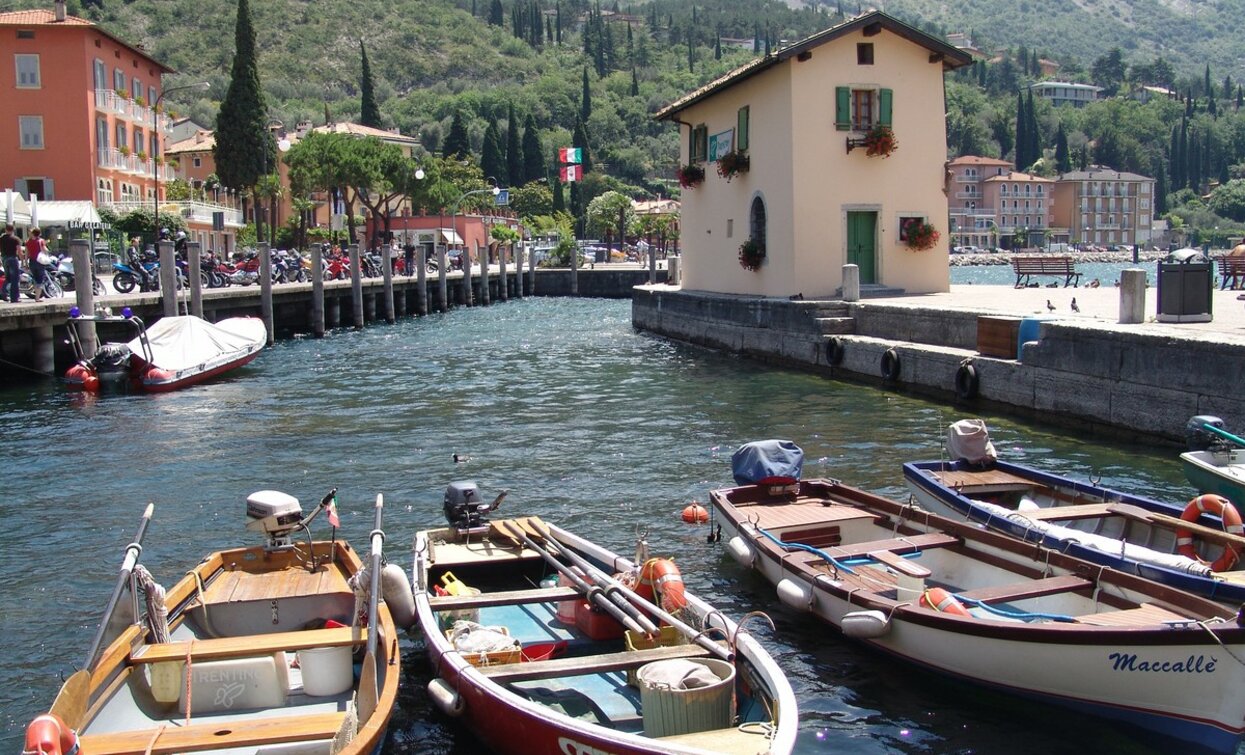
[1017,316,1057,361]
[298,645,353,696]
[637,658,735,737]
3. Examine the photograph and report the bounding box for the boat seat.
[826,532,959,560]
[956,575,1094,604]
[1074,603,1195,627]
[78,711,347,755]
[479,642,714,684]
[429,585,580,611]
[131,626,367,664]
[1019,504,1119,522]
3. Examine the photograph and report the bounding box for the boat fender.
[726,536,756,568]
[826,337,845,366]
[427,678,465,717]
[880,348,900,382]
[919,587,971,617]
[776,578,813,611]
[1177,494,1244,572]
[954,360,979,400]
[841,610,890,639]
[381,563,417,629]
[23,713,78,755]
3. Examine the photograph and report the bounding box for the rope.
[755,526,855,575]
[1195,619,1245,669]
[952,593,1076,623]
[183,641,193,726]
[133,565,168,644]
[141,725,166,755]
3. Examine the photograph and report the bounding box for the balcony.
[102,199,244,228]
[94,88,165,128]
[954,191,980,200]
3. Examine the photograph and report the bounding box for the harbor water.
[0,296,1206,753]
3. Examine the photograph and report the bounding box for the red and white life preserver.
[636,558,687,612]
[919,587,971,617]
[1176,494,1244,572]
[23,713,78,755]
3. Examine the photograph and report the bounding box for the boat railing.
[67,312,155,367]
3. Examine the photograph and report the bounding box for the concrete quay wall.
[632,288,1245,443]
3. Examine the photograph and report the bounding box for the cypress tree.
[505,103,522,187]
[521,114,544,184]
[1154,159,1168,215]
[1054,122,1070,173]
[1178,119,1189,189]
[1169,123,1182,191]
[1014,90,1027,169]
[214,0,269,226]
[359,41,382,129]
[443,112,471,159]
[714,31,721,60]
[1204,63,1212,98]
[580,67,592,124]
[488,0,504,26]
[753,24,760,53]
[1237,85,1243,111]
[572,115,593,173]
[630,66,639,97]
[1209,92,1218,118]
[552,173,565,212]
[1188,128,1201,191]
[1025,90,1040,168]
[687,27,694,72]
[1076,144,1088,170]
[556,2,562,44]
[481,120,505,182]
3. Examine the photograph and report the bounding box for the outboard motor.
[246,490,304,550]
[1187,415,1229,452]
[443,481,507,534]
[92,342,133,374]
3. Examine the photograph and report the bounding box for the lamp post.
[151,81,208,242]
[450,180,501,271]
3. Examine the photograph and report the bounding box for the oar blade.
[49,669,89,729]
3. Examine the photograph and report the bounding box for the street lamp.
[450,178,501,272]
[152,81,209,241]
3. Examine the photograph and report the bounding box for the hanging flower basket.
[863,124,898,158]
[738,238,766,271]
[715,151,750,182]
[677,163,705,189]
[903,219,939,251]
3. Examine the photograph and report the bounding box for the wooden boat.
[1182,416,1245,508]
[713,442,1245,753]
[22,489,401,755]
[65,312,266,392]
[903,457,1245,606]
[412,481,798,755]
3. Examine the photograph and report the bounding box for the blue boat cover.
[732,440,804,485]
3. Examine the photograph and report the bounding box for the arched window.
[749,196,767,246]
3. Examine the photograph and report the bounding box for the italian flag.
[560,164,581,182]
[558,147,582,164]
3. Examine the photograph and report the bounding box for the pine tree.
[481,120,505,182]
[521,114,544,184]
[443,112,471,159]
[580,66,592,123]
[505,103,522,187]
[1014,90,1027,170]
[359,41,382,129]
[1054,122,1070,173]
[214,0,269,223]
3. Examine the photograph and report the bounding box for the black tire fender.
[880,348,900,382]
[955,360,979,400]
[826,337,845,366]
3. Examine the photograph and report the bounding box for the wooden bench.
[824,532,960,560]
[957,575,1094,604]
[1075,603,1193,627]
[1012,256,1082,288]
[1218,256,1245,289]
[478,642,713,684]
[78,711,347,755]
[1016,503,1119,522]
[429,586,580,612]
[130,626,366,664]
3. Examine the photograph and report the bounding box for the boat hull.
[1182,451,1245,509]
[711,479,1245,753]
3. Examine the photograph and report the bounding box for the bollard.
[382,244,396,324]
[187,242,203,318]
[437,244,448,312]
[259,242,274,344]
[416,247,428,315]
[349,243,363,329]
[842,264,860,302]
[1119,268,1146,324]
[667,255,681,287]
[31,323,54,375]
[648,243,657,285]
[498,243,508,301]
[158,240,177,317]
[69,239,97,357]
[528,245,536,295]
[479,242,490,305]
[570,242,579,296]
[311,243,325,337]
[514,242,524,298]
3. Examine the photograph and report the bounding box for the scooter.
[53,254,107,296]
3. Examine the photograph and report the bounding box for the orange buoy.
[636,558,688,612]
[919,587,971,617]
[23,713,78,755]
[1176,494,1244,572]
[681,502,709,523]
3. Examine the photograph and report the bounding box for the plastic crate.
[624,626,686,686]
[446,626,522,667]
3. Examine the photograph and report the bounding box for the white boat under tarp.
[128,315,266,373]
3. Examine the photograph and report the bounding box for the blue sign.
[495,189,510,206]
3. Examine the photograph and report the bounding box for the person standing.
[25,227,50,301]
[126,235,151,291]
[1,224,20,302]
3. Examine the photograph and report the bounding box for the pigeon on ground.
[1071,298,1080,312]
[1046,299,1056,312]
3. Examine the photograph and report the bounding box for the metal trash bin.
[1157,248,1213,323]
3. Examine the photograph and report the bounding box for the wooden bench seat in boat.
[929,467,1034,494]
[1018,503,1120,522]
[130,626,367,664]
[429,586,580,611]
[1075,603,1193,627]
[956,575,1094,604]
[77,711,347,755]
[479,643,714,684]
[822,533,960,561]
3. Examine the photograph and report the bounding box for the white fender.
[726,536,756,568]
[428,678,465,716]
[381,562,417,629]
[776,578,813,611]
[841,610,891,639]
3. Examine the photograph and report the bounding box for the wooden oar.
[85,503,155,670]
[496,520,648,636]
[528,518,732,662]
[1108,503,1245,548]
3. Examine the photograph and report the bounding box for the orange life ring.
[23,713,78,755]
[920,587,971,617]
[1176,494,1244,572]
[636,558,687,612]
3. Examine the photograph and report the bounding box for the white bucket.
[637,658,735,737]
[298,645,353,697]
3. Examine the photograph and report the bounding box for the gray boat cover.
[126,315,266,371]
[946,419,997,466]
[732,440,803,485]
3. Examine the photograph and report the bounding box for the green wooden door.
[847,211,877,284]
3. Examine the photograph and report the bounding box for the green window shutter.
[835,87,850,130]
[737,106,750,152]
[879,88,893,126]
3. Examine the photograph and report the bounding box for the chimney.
[54,0,66,21]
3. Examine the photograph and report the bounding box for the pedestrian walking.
[25,227,51,301]
[1,224,20,302]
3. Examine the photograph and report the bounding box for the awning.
[30,200,104,229]
[440,230,463,245]
[2,189,30,225]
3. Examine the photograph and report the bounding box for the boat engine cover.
[444,481,487,529]
[1187,415,1229,451]
[246,490,303,535]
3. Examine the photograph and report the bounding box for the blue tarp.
[731,440,804,485]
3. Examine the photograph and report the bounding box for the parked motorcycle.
[223,251,262,286]
[112,259,159,294]
[53,254,106,296]
[322,254,350,281]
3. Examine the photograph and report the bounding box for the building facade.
[656,11,971,297]
[1028,81,1102,107]
[1051,168,1155,248]
[947,157,1054,249]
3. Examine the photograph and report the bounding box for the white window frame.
[15,54,40,88]
[19,116,44,149]
[113,68,125,92]
[94,58,106,90]
[96,178,113,205]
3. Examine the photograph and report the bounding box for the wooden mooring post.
[69,239,96,356]
[311,243,325,337]
[349,243,364,329]
[416,248,428,315]
[259,242,274,344]
[158,240,177,317]
[188,242,203,318]
[382,244,396,324]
